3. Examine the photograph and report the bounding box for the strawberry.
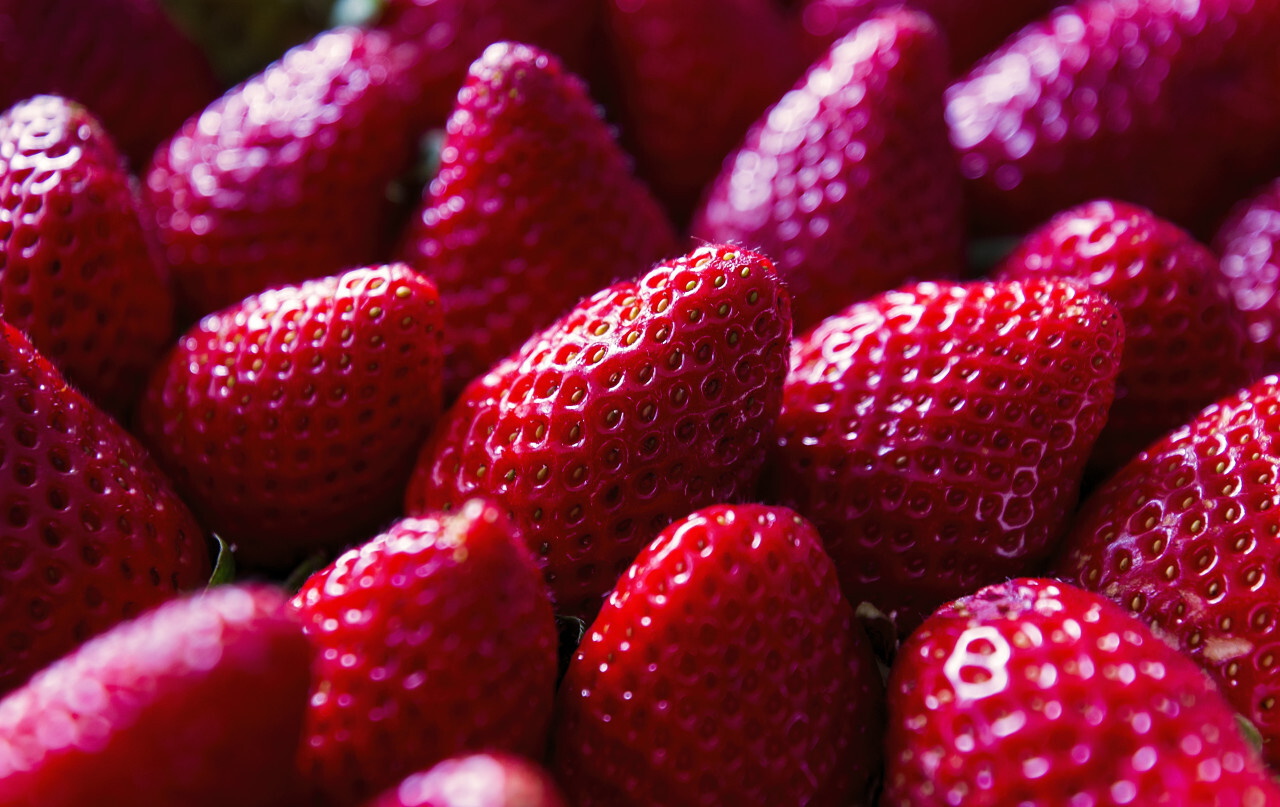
[765,279,1123,639]
[691,8,965,332]
[882,578,1280,806]
[404,244,792,618]
[397,42,677,400]
[996,199,1260,475]
[0,319,208,695]
[292,500,557,807]
[1214,177,1280,373]
[947,0,1280,236]
[0,585,311,807]
[136,264,444,572]
[552,503,885,807]
[361,754,568,807]
[0,95,175,417]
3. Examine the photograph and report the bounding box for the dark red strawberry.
[765,279,1122,639]
[948,0,1280,236]
[292,500,557,807]
[552,503,885,807]
[1214,177,1280,373]
[0,319,208,696]
[404,244,792,618]
[137,264,444,572]
[883,578,1280,806]
[397,42,676,400]
[0,95,174,417]
[691,8,964,332]
[0,585,311,807]
[997,199,1260,475]
[360,754,567,807]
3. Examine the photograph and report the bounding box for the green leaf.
[1237,712,1266,756]
[331,0,385,27]
[284,550,331,594]
[206,535,236,588]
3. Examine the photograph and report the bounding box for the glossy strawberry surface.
[361,754,568,807]
[1215,177,1280,374]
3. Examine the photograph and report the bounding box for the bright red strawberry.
[137,264,444,572]
[0,319,208,695]
[292,500,557,807]
[883,578,1280,806]
[553,503,885,807]
[397,42,676,400]
[997,199,1260,475]
[361,754,568,807]
[765,279,1123,639]
[948,0,1280,236]
[0,585,311,807]
[0,95,174,417]
[1214,177,1280,373]
[691,8,965,332]
[404,244,792,618]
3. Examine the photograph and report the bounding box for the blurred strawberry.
[1214,177,1280,373]
[360,754,568,807]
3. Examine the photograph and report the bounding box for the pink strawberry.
[552,503,885,807]
[136,264,444,572]
[404,244,792,618]
[0,319,208,695]
[1214,177,1280,373]
[765,279,1123,638]
[397,42,676,400]
[882,578,1280,806]
[292,500,557,807]
[0,585,311,807]
[691,8,965,332]
[360,754,568,807]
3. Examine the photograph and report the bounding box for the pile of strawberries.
[5,0,1280,804]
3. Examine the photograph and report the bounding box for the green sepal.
[206,534,236,588]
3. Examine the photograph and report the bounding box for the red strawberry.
[0,95,174,417]
[765,279,1123,638]
[292,500,557,807]
[882,578,1280,806]
[948,0,1280,236]
[0,585,311,807]
[0,319,208,695]
[397,42,676,400]
[997,199,1260,475]
[361,754,568,807]
[404,244,792,618]
[691,8,965,332]
[137,264,444,572]
[552,503,885,807]
[1214,177,1280,373]
[1051,374,1280,767]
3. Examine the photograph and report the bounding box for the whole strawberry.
[361,754,568,807]
[0,585,311,807]
[883,578,1280,806]
[405,244,792,618]
[692,8,965,331]
[765,279,1123,638]
[292,501,557,807]
[0,95,174,417]
[1214,177,1280,373]
[0,320,208,695]
[398,42,676,400]
[553,504,885,807]
[137,264,444,572]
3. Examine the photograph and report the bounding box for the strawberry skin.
[0,320,208,695]
[691,8,965,332]
[1215,177,1280,373]
[0,95,175,417]
[0,585,311,807]
[882,578,1280,807]
[397,42,676,400]
[137,264,444,572]
[765,279,1123,638]
[404,244,792,618]
[997,199,1260,474]
[292,501,557,807]
[361,754,568,807]
[552,504,885,807]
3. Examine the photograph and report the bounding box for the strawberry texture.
[360,754,569,807]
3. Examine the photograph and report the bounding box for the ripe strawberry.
[552,503,885,807]
[1214,177,1280,373]
[137,264,444,572]
[882,578,1280,806]
[765,279,1123,639]
[0,95,175,417]
[997,199,1260,475]
[397,42,676,400]
[292,500,557,807]
[0,585,311,807]
[361,754,568,807]
[691,8,965,332]
[948,0,1280,236]
[404,244,792,618]
[0,320,208,695]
